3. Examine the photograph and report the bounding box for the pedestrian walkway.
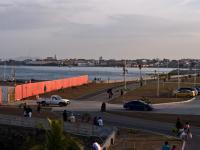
[78,82,139,102]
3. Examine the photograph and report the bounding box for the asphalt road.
[52,96,200,115]
[154,97,200,115]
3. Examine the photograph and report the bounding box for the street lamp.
[123,60,128,90]
[194,62,197,87]
[138,64,143,87]
[178,60,180,89]
[157,59,160,97]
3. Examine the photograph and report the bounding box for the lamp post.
[138,64,143,87]
[157,59,160,97]
[194,62,197,87]
[123,60,127,90]
[178,60,180,89]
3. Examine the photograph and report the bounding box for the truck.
[37,95,70,107]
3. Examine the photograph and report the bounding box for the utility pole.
[138,64,143,87]
[166,60,169,81]
[157,59,160,97]
[194,62,197,86]
[178,60,180,89]
[123,60,127,90]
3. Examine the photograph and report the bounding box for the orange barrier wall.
[15,75,88,101]
[0,87,2,105]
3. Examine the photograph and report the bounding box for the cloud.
[0,0,200,59]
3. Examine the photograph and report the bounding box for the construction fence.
[0,75,88,104]
[15,75,88,101]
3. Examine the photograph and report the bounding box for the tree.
[30,119,81,150]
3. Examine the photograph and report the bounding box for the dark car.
[123,100,153,111]
[194,86,200,95]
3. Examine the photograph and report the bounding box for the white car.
[37,95,70,107]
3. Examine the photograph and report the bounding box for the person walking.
[101,102,106,112]
[176,117,183,136]
[162,141,170,150]
[97,117,103,127]
[63,110,67,121]
[171,145,177,150]
[92,141,101,150]
[27,106,32,118]
[23,103,27,117]
[37,103,41,113]
[120,89,124,96]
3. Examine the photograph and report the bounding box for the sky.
[1,0,200,59]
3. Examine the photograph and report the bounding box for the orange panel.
[15,75,88,101]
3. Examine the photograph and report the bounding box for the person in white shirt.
[92,142,101,150]
[97,117,103,127]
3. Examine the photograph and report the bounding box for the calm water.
[0,66,174,81]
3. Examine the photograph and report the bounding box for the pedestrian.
[28,106,32,118]
[23,103,27,111]
[92,141,101,150]
[171,145,177,150]
[176,117,182,130]
[23,103,28,117]
[184,122,190,131]
[175,117,183,136]
[162,141,170,150]
[97,117,103,127]
[101,102,106,112]
[180,128,188,141]
[37,103,41,113]
[63,110,67,122]
[107,89,111,98]
[110,89,113,98]
[120,89,124,96]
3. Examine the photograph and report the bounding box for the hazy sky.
[1,0,200,59]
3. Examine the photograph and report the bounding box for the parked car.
[194,86,200,95]
[173,88,197,97]
[37,95,70,107]
[123,100,153,111]
[174,89,195,98]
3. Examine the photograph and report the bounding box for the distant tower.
[54,54,57,60]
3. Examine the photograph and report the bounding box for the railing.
[0,114,113,137]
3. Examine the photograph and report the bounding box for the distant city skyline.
[1,0,200,59]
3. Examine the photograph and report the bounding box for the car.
[173,88,197,97]
[123,100,153,111]
[37,95,70,107]
[174,89,195,98]
[194,86,200,95]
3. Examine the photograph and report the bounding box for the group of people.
[162,141,177,150]
[175,118,192,141]
[93,116,103,127]
[23,103,32,118]
[62,110,76,123]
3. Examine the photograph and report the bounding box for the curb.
[154,97,196,106]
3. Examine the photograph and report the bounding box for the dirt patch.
[110,81,192,104]
[110,128,182,150]
[107,111,200,127]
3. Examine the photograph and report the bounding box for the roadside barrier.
[15,75,88,101]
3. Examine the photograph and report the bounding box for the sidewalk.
[77,82,139,102]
